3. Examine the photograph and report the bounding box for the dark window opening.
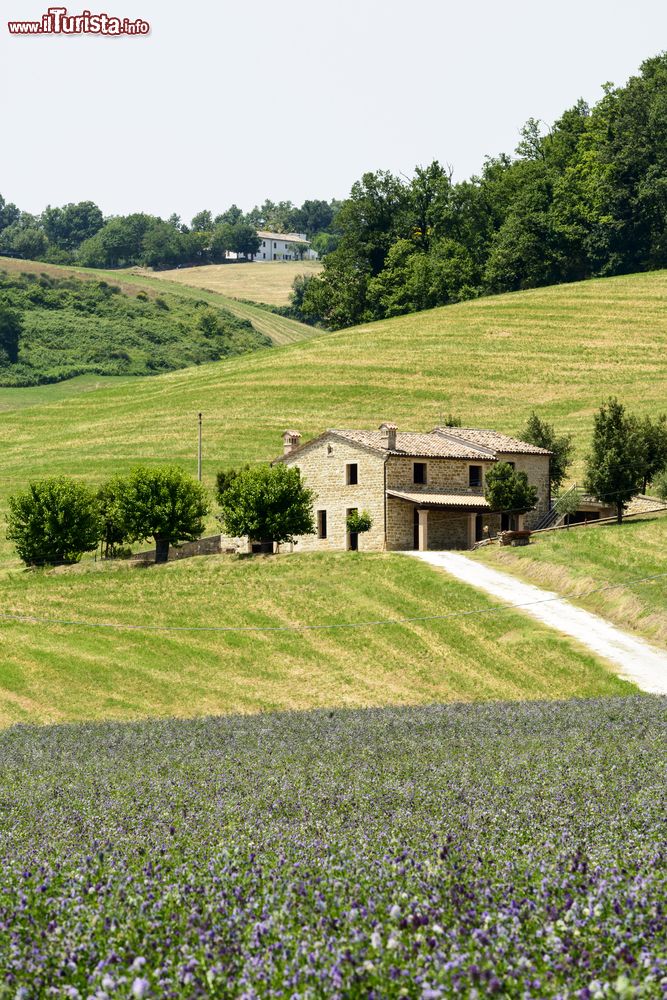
[413,507,420,550]
[317,510,327,539]
[469,465,483,488]
[413,462,427,485]
[346,463,358,485]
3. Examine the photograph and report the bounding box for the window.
[346,463,358,485]
[469,465,483,488]
[274,242,277,248]
[413,462,427,485]
[317,510,327,539]
[262,241,266,247]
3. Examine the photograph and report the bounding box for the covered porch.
[386,489,505,551]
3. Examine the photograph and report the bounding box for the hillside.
[0,267,269,385]
[0,267,665,510]
[0,552,632,727]
[0,256,319,347]
[152,258,323,306]
[475,514,667,646]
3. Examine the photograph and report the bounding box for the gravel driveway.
[409,551,667,694]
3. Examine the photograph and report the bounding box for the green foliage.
[346,509,373,534]
[6,477,102,566]
[485,462,538,514]
[0,269,269,385]
[219,464,315,545]
[637,413,667,491]
[113,465,210,563]
[41,201,103,251]
[97,478,131,558]
[554,488,581,527]
[520,412,574,491]
[0,304,22,365]
[584,398,646,522]
[653,469,667,500]
[215,465,251,506]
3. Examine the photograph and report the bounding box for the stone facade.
[221,427,551,554]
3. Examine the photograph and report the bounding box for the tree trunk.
[155,537,170,563]
[616,502,623,525]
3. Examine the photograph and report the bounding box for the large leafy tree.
[584,398,646,523]
[484,463,538,520]
[520,412,574,491]
[115,465,210,563]
[7,478,102,566]
[219,465,315,547]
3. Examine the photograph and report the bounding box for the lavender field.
[1,697,665,998]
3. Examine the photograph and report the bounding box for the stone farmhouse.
[222,424,552,554]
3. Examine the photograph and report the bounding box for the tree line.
[0,196,341,271]
[296,54,667,328]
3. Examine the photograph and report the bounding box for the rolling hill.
[0,265,663,722]
[0,551,632,726]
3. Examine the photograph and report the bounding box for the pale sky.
[2,0,666,223]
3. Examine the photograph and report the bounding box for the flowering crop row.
[0,696,665,998]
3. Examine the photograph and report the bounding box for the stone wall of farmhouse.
[499,453,550,529]
[386,456,492,492]
[285,439,387,552]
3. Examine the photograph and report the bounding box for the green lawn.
[0,552,634,727]
[474,514,667,646]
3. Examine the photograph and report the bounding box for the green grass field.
[152,259,323,306]
[0,552,634,727]
[474,514,667,647]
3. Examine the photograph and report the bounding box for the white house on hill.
[254,231,318,261]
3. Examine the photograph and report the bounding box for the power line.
[0,572,664,634]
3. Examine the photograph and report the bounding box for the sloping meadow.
[1,696,665,997]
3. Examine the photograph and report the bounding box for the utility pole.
[198,412,202,482]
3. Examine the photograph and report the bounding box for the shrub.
[346,510,373,534]
[653,469,667,501]
[7,478,102,566]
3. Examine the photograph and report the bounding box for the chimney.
[282,429,301,456]
[379,422,398,451]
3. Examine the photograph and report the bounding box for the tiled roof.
[387,489,491,509]
[433,427,552,456]
[257,231,311,245]
[331,430,494,460]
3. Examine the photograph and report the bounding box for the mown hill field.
[150,258,323,306]
[475,514,667,647]
[0,551,633,727]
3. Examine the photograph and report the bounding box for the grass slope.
[474,514,667,646]
[2,697,665,995]
[152,258,323,306]
[0,268,665,537]
[0,552,633,727]
[0,256,318,346]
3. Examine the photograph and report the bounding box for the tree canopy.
[484,463,538,518]
[114,465,210,563]
[219,465,315,547]
[7,478,102,566]
[584,398,646,523]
